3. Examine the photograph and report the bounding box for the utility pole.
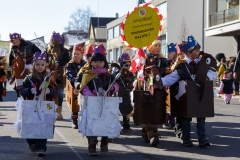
[138,0,146,5]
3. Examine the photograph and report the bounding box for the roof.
[88,17,117,42]
[90,17,117,28]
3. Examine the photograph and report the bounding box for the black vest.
[222,79,234,94]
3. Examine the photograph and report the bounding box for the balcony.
[210,5,239,27]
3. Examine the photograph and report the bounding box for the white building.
[205,0,239,54]
[106,0,234,63]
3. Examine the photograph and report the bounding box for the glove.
[44,88,50,94]
[25,64,32,70]
[31,88,37,94]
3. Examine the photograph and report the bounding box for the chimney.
[116,13,119,18]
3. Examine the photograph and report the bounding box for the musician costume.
[161,36,216,147]
[65,43,86,128]
[47,31,70,120]
[0,52,7,101]
[116,50,135,131]
[75,44,119,156]
[18,52,58,157]
[9,33,41,98]
[219,70,235,104]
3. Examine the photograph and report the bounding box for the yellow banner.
[124,6,160,48]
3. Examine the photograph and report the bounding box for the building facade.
[106,0,235,63]
[85,17,117,54]
[205,0,239,54]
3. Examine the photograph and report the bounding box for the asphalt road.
[0,84,240,160]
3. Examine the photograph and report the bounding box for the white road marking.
[55,129,84,160]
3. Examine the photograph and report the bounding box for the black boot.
[72,121,78,129]
[0,82,3,101]
[141,126,150,143]
[100,137,109,155]
[71,112,78,129]
[87,137,97,156]
[123,116,130,131]
[182,135,193,147]
[149,136,159,147]
[198,135,210,147]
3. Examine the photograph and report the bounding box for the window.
[159,35,166,57]
[115,48,120,63]
[108,28,113,40]
[108,49,113,63]
[157,2,167,19]
[113,25,120,38]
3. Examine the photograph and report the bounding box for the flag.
[129,49,146,80]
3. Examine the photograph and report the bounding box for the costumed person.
[227,57,239,96]
[219,70,235,104]
[216,53,227,83]
[18,51,58,157]
[233,51,240,95]
[47,31,70,120]
[8,33,41,98]
[163,43,177,129]
[177,51,185,60]
[65,43,86,129]
[75,44,119,156]
[133,40,168,147]
[0,52,7,101]
[172,42,186,138]
[160,35,216,147]
[85,45,94,64]
[116,49,135,131]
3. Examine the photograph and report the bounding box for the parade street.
[0,85,240,160]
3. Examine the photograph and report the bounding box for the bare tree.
[178,18,189,41]
[64,6,95,32]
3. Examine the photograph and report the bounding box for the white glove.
[31,88,37,94]
[25,64,32,70]
[44,88,50,94]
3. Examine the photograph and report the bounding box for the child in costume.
[85,45,94,64]
[160,35,216,147]
[117,49,135,131]
[215,53,227,83]
[18,51,58,157]
[75,44,119,156]
[163,43,177,129]
[219,70,235,104]
[0,52,7,101]
[170,43,186,138]
[134,40,167,147]
[47,31,70,120]
[65,43,86,129]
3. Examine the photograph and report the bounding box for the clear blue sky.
[0,0,150,43]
